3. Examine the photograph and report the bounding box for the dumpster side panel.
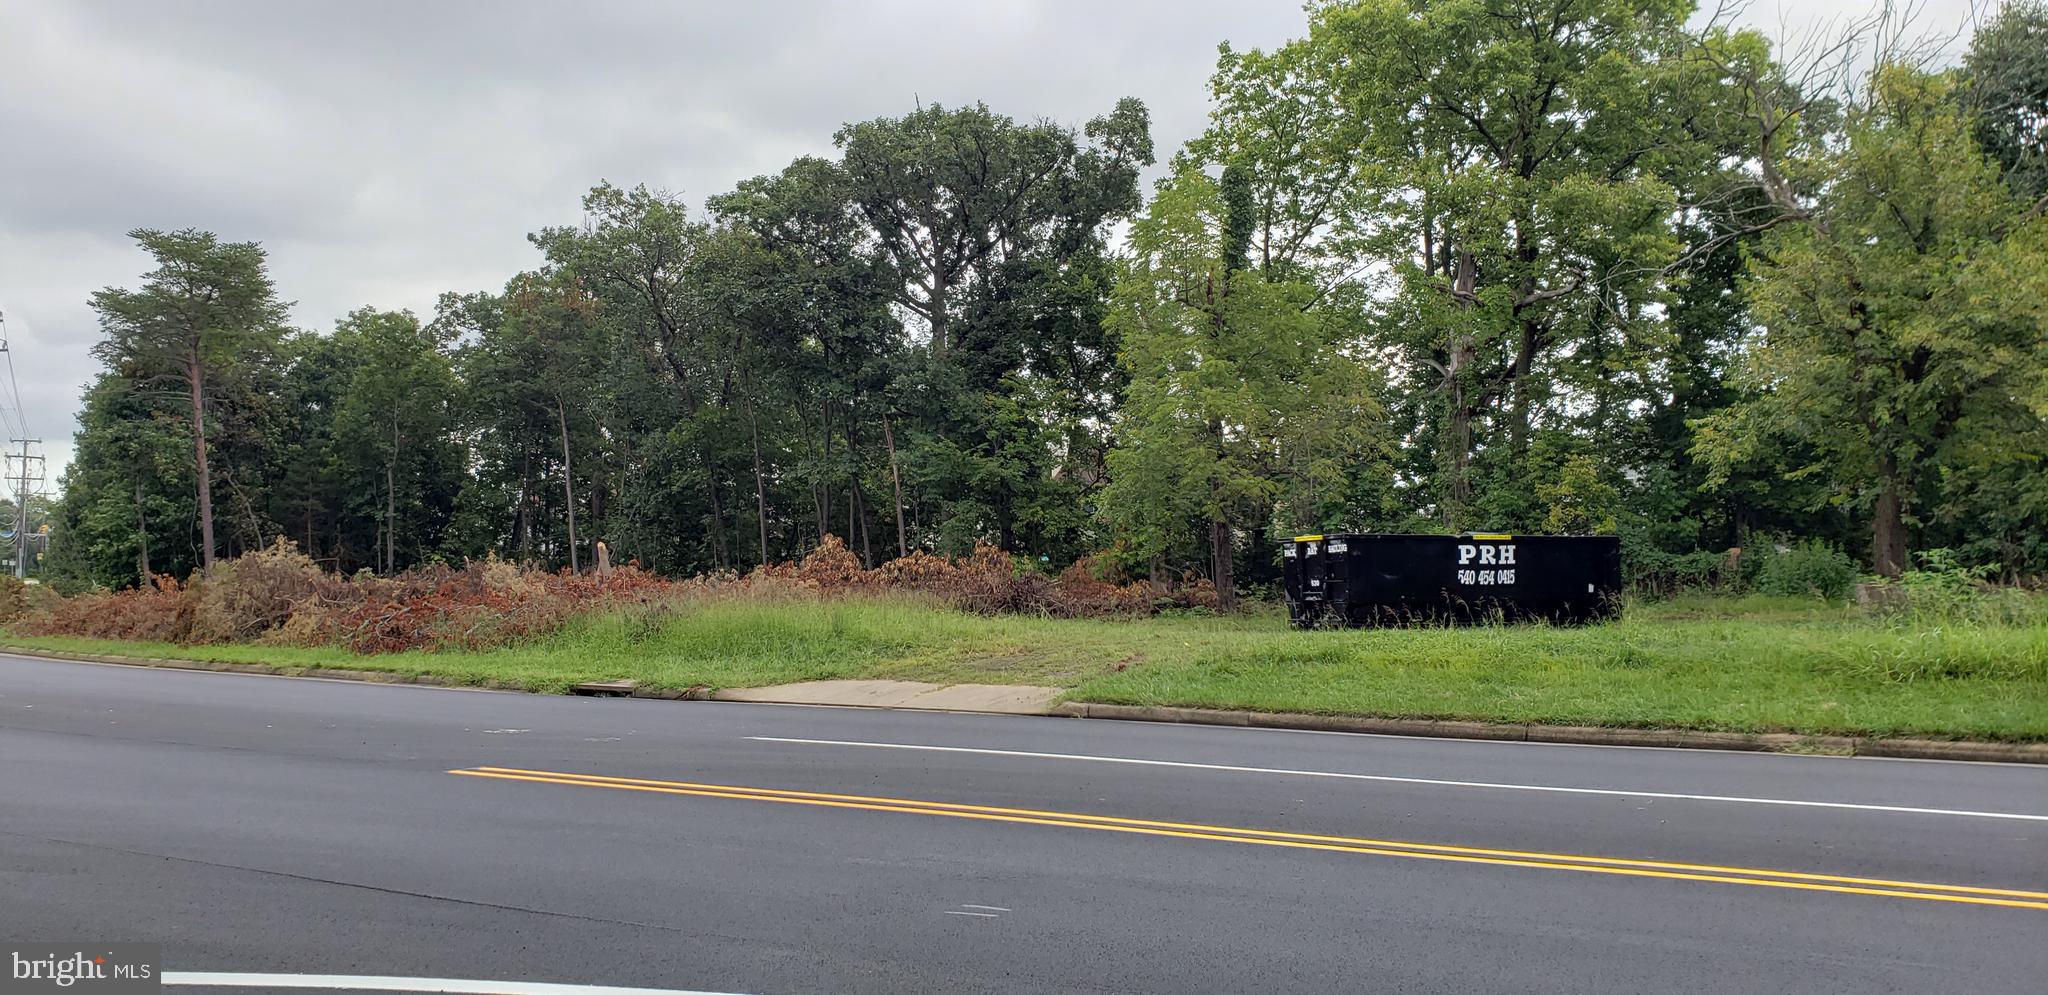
[1284,534,1621,626]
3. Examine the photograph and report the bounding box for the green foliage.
[46,373,198,589]
[39,6,2048,606]
[1963,0,2048,198]
[85,229,289,574]
[1303,0,1704,528]
[1532,446,1622,535]
[1697,65,2048,577]
[330,308,463,574]
[1620,535,1729,595]
[1099,162,1387,594]
[1888,548,2048,628]
[88,229,287,377]
[1751,540,1858,602]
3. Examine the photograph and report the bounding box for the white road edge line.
[160,973,747,995]
[745,736,2048,822]
[942,911,1001,918]
[960,905,1012,911]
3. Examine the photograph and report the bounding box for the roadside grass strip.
[448,766,2048,912]
[15,589,2048,742]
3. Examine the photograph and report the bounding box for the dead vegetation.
[14,536,1217,653]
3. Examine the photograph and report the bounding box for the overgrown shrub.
[191,539,342,643]
[1622,537,1733,596]
[1889,548,2048,627]
[1049,554,1156,618]
[1751,540,1858,601]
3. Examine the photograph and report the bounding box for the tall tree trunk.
[846,484,857,559]
[517,447,533,564]
[882,413,907,559]
[706,455,729,570]
[746,391,770,566]
[1507,318,1542,458]
[185,355,216,575]
[555,399,578,573]
[1199,251,1238,612]
[386,417,398,575]
[847,422,872,566]
[1254,518,1277,589]
[816,396,831,542]
[852,478,873,567]
[928,279,950,355]
[1507,211,1544,460]
[1871,459,1908,580]
[588,438,605,550]
[1443,249,1478,522]
[134,482,151,583]
[590,477,603,562]
[1210,515,1236,611]
[1206,409,1237,611]
[1445,375,1475,517]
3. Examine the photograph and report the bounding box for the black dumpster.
[1282,533,1621,627]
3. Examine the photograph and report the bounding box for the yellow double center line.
[448,766,2048,912]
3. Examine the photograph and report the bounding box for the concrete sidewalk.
[713,679,1063,715]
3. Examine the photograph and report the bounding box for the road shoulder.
[6,645,2043,765]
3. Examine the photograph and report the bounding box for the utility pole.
[8,438,44,579]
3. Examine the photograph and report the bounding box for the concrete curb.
[0,645,717,699]
[1049,701,2046,764]
[6,644,2044,764]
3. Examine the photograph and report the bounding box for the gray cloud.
[0,0,1977,487]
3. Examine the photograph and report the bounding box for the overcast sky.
[0,0,1981,487]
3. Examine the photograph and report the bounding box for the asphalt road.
[3,653,2046,995]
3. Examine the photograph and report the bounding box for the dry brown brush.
[13,536,1215,653]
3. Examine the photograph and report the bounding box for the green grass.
[6,592,2044,741]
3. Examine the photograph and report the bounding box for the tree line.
[49,0,2048,601]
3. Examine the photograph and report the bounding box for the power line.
[4,344,23,437]
[0,353,24,442]
[0,305,28,442]
[7,437,44,579]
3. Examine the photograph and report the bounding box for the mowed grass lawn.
[5,593,2044,741]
